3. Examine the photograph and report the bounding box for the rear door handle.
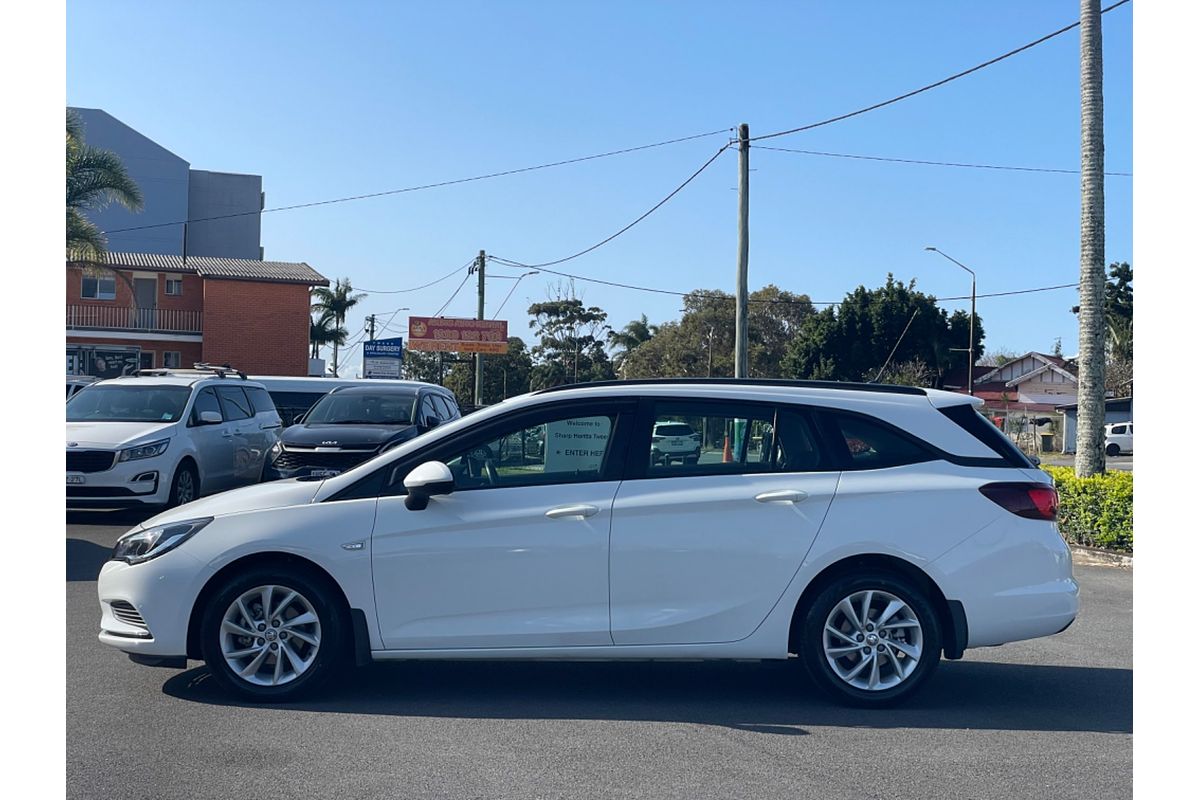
[754,490,808,504]
[545,504,600,519]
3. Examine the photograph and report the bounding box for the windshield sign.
[66,385,192,423]
[304,392,417,425]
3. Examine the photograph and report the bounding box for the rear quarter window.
[938,404,1035,468]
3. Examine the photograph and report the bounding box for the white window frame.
[81,276,117,301]
[163,351,183,368]
[165,278,184,296]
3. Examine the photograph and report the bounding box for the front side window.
[832,413,934,470]
[215,386,252,421]
[81,276,116,300]
[644,401,824,476]
[67,385,191,423]
[191,387,223,424]
[444,413,616,490]
[304,392,417,425]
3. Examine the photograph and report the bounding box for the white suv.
[67,370,282,508]
[97,379,1077,706]
[1105,422,1133,456]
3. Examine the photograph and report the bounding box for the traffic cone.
[722,435,733,463]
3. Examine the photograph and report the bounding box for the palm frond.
[67,146,144,211]
[66,209,107,261]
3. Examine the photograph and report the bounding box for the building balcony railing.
[66,305,203,335]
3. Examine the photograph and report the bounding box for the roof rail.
[191,363,247,380]
[531,378,928,397]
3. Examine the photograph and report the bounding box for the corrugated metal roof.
[73,252,329,286]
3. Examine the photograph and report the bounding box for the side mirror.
[198,410,223,425]
[403,460,454,511]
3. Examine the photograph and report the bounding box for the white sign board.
[544,416,611,474]
[363,357,401,379]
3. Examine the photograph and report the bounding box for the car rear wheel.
[800,572,942,707]
[200,566,345,702]
[1106,443,1120,456]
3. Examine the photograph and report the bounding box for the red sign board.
[408,316,508,354]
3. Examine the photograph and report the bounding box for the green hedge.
[1043,466,1133,552]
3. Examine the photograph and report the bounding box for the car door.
[370,399,635,650]
[244,385,282,477]
[214,385,259,485]
[188,387,238,492]
[608,399,840,645]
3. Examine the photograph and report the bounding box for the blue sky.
[67,0,1132,377]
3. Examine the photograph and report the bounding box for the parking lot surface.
[67,509,1131,800]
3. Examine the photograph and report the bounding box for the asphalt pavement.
[67,509,1131,800]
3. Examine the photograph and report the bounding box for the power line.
[487,143,731,271]
[750,0,1131,143]
[357,260,474,294]
[98,130,730,236]
[754,145,1132,177]
[874,308,921,382]
[432,270,474,317]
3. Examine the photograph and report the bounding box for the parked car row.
[66,365,460,508]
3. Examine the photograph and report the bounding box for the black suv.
[262,384,460,480]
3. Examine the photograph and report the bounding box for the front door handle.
[545,504,600,519]
[754,490,808,504]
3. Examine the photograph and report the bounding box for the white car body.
[68,373,282,507]
[98,380,1077,703]
[1105,421,1133,455]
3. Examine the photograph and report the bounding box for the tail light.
[979,482,1059,521]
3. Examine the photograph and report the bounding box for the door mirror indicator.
[403,460,455,510]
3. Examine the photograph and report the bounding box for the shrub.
[1042,466,1133,552]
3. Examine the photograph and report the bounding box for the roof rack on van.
[192,363,247,380]
[132,364,247,380]
[531,378,928,397]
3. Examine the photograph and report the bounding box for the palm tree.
[310,311,347,359]
[311,278,365,376]
[66,109,143,262]
[607,314,657,371]
[1075,0,1107,477]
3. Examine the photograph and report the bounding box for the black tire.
[799,571,942,708]
[1106,443,1120,456]
[199,565,347,702]
[168,461,199,507]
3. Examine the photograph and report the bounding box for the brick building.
[67,252,328,377]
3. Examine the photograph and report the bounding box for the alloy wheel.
[822,589,923,691]
[175,469,195,504]
[219,585,322,687]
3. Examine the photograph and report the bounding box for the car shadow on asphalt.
[162,658,1131,735]
[67,539,116,581]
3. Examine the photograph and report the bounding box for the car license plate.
[309,469,341,478]
[67,475,86,485]
[670,438,685,447]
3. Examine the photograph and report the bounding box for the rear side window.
[215,386,252,421]
[938,404,1035,468]
[831,413,935,470]
[269,391,327,426]
[246,386,277,416]
[433,394,457,421]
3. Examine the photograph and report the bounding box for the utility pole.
[734,123,750,379]
[473,249,486,408]
[365,314,376,341]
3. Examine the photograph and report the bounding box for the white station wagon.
[97,379,1078,706]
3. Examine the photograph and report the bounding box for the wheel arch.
[786,553,967,660]
[185,551,355,661]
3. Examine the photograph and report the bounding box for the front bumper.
[96,549,209,659]
[68,456,168,507]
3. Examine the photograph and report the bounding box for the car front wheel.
[200,567,345,702]
[1106,443,1120,456]
[168,461,198,507]
[800,572,942,707]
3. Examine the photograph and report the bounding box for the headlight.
[269,440,283,459]
[118,439,170,462]
[111,517,213,564]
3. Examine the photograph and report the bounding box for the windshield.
[303,392,417,425]
[66,385,191,423]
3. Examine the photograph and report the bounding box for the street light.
[492,271,539,320]
[924,247,977,396]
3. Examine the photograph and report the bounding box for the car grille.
[272,448,375,472]
[67,450,116,473]
[110,601,147,628]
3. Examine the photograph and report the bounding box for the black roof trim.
[532,378,928,397]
